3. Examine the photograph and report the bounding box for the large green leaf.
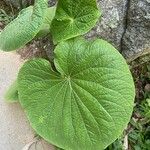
[0,0,48,51]
[51,0,100,43]
[18,38,135,150]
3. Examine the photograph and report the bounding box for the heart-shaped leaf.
[18,38,135,150]
[0,0,48,51]
[51,0,101,43]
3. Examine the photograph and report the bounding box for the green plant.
[50,0,100,43]
[105,62,150,149]
[0,0,135,149]
[128,99,150,150]
[0,0,55,51]
[0,9,15,25]
[105,137,124,150]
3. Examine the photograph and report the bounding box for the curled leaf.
[0,0,48,51]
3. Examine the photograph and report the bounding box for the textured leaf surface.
[0,0,47,51]
[51,0,100,43]
[18,38,135,150]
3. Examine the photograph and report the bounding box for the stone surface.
[122,0,150,59]
[0,52,55,150]
[86,0,128,51]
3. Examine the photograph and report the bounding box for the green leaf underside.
[18,38,135,150]
[5,80,19,102]
[36,6,56,38]
[51,0,101,43]
[0,0,48,51]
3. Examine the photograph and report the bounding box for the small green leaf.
[0,0,48,51]
[5,80,19,102]
[51,0,101,43]
[18,38,135,150]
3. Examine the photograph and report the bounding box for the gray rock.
[86,0,128,51]
[122,0,150,59]
[48,0,56,6]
